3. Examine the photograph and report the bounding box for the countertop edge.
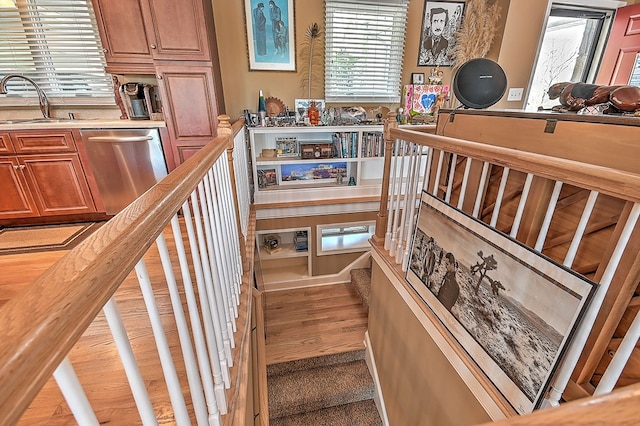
[0,120,166,131]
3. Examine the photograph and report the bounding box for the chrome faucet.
[0,74,51,119]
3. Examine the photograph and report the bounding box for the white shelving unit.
[248,125,385,205]
[256,227,312,287]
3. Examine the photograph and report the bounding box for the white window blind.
[0,0,112,102]
[325,0,408,103]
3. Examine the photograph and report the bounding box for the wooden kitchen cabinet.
[0,131,98,221]
[91,0,225,170]
[21,154,97,217]
[92,0,213,73]
[155,65,223,165]
[0,133,12,154]
[0,157,39,219]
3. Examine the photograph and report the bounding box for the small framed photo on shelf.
[411,72,426,85]
[257,168,277,188]
[276,137,299,157]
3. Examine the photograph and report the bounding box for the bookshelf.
[248,125,385,205]
[256,227,312,287]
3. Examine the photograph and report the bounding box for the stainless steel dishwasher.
[80,128,168,215]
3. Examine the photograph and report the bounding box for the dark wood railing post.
[218,115,249,272]
[373,112,397,245]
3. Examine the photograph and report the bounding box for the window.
[525,2,616,111]
[324,0,409,103]
[0,0,113,104]
[317,221,375,256]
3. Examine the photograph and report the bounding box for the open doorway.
[524,3,616,111]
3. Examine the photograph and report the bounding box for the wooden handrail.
[0,118,245,425]
[390,127,640,204]
[484,382,640,425]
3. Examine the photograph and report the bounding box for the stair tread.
[350,267,372,312]
[269,398,382,426]
[268,359,375,419]
[268,349,365,376]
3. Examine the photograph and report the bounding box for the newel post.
[218,114,248,271]
[373,112,397,245]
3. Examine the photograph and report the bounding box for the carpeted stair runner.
[268,350,381,425]
[350,267,372,312]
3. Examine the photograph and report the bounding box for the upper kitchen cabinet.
[92,0,216,73]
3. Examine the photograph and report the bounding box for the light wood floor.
[0,232,369,423]
[264,284,369,365]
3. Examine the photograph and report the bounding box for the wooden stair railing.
[374,113,640,421]
[0,116,259,425]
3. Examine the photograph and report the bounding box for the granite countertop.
[0,119,166,131]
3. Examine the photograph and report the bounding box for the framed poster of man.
[244,0,296,71]
[418,1,465,67]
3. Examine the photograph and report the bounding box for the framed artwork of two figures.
[244,0,296,71]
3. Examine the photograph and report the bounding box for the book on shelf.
[332,132,358,159]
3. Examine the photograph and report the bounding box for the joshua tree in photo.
[469,250,498,294]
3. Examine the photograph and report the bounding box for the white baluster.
[472,162,490,218]
[534,181,564,252]
[102,298,157,425]
[155,232,208,425]
[385,139,400,251]
[134,259,190,425]
[395,143,414,264]
[545,202,640,407]
[564,191,599,268]
[183,199,230,405]
[594,306,640,395]
[490,167,510,228]
[390,140,407,256]
[456,157,472,210]
[445,153,457,203]
[197,183,234,366]
[432,149,444,196]
[53,357,99,426]
[191,189,232,384]
[510,173,534,239]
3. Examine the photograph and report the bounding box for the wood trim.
[484,382,640,425]
[391,128,640,204]
[254,196,382,210]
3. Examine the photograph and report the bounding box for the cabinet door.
[145,0,210,61]
[21,155,97,216]
[11,130,76,154]
[91,0,154,73]
[0,157,38,219]
[0,133,13,154]
[155,65,221,168]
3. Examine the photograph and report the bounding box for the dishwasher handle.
[86,135,154,143]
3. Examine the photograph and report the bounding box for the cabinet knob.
[103,48,108,53]
[150,44,157,49]
[156,74,163,80]
[19,165,26,170]
[13,165,19,170]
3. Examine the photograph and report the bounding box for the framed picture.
[244,0,296,71]
[280,162,347,185]
[418,1,466,67]
[411,72,426,85]
[276,137,299,157]
[406,192,596,414]
[294,98,325,115]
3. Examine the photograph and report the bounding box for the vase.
[307,101,319,126]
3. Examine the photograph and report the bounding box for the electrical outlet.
[507,88,524,101]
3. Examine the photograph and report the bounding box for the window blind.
[0,0,112,101]
[325,0,408,103]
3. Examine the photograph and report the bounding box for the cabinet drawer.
[0,133,13,154]
[11,130,77,154]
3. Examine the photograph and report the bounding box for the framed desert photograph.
[418,1,466,66]
[280,162,347,185]
[406,192,596,414]
[244,0,296,71]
